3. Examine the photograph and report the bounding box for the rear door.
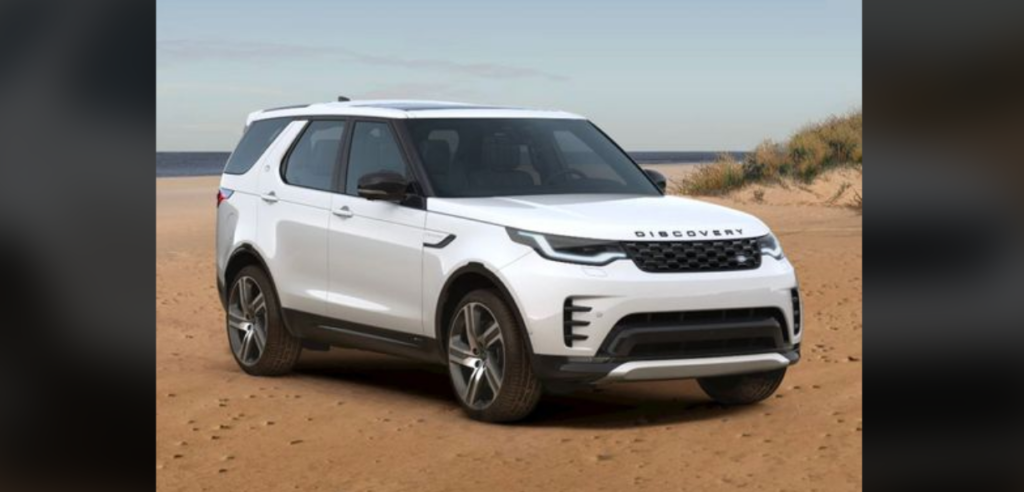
[327,120,426,335]
[257,119,346,317]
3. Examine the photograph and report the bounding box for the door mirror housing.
[644,168,667,192]
[357,171,408,202]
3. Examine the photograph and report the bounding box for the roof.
[247,99,585,126]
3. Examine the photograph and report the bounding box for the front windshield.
[404,118,660,197]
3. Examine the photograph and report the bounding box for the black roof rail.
[337,96,350,102]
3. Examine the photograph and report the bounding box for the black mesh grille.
[600,308,789,359]
[621,237,761,273]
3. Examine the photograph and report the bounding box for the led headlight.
[757,233,785,259]
[507,228,627,266]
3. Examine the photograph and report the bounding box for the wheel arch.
[224,245,305,339]
[434,263,534,358]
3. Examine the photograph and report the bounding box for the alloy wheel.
[448,302,506,409]
[227,276,268,366]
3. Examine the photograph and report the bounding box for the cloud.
[158,39,566,82]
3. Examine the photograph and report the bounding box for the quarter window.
[224,119,290,175]
[283,120,346,191]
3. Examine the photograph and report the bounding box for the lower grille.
[621,237,762,273]
[600,308,789,359]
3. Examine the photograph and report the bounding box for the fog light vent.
[563,298,592,346]
[792,288,802,336]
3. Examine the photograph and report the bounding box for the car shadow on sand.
[295,349,757,429]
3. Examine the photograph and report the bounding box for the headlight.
[507,228,627,266]
[758,233,785,259]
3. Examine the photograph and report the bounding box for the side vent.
[792,288,802,336]
[563,298,592,346]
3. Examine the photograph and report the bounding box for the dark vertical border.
[0,0,156,490]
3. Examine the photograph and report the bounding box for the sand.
[157,174,862,491]
[646,163,864,209]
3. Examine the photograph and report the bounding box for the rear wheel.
[698,368,787,405]
[226,266,302,376]
[446,289,541,422]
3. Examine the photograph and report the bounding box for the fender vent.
[563,298,592,346]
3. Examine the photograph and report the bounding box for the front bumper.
[499,252,800,356]
[532,346,800,386]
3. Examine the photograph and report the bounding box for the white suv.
[216,100,802,422]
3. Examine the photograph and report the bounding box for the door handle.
[260,191,279,203]
[333,205,354,218]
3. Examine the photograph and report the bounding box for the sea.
[156,151,745,178]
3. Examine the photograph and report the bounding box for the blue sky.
[157,0,861,151]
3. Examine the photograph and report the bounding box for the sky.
[157,0,861,152]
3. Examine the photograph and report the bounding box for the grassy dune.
[678,110,862,196]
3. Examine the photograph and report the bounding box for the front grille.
[600,308,789,359]
[621,237,761,273]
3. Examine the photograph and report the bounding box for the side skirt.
[282,309,444,365]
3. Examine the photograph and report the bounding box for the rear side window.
[223,119,290,175]
[283,120,346,191]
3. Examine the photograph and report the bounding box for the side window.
[345,122,409,195]
[282,120,346,191]
[224,119,290,174]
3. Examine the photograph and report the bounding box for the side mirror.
[357,171,407,202]
[644,168,667,192]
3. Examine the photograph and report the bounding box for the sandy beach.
[156,170,862,491]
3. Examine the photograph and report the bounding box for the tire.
[446,289,542,423]
[698,367,787,405]
[226,265,302,376]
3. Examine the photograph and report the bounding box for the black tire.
[446,289,542,423]
[698,368,787,405]
[226,265,302,376]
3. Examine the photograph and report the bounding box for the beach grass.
[679,109,862,195]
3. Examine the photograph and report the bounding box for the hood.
[427,194,770,241]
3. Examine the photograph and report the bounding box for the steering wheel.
[543,168,588,184]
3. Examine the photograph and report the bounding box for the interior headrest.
[483,139,520,171]
[421,140,451,175]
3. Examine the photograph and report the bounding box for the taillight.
[217,188,234,207]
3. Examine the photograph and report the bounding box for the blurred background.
[2,0,1023,490]
[864,2,1024,489]
[0,0,153,490]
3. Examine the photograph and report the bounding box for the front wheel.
[226,265,302,376]
[698,368,787,405]
[446,289,542,423]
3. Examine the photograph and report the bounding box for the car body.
[216,99,801,421]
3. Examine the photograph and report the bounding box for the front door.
[327,120,426,335]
